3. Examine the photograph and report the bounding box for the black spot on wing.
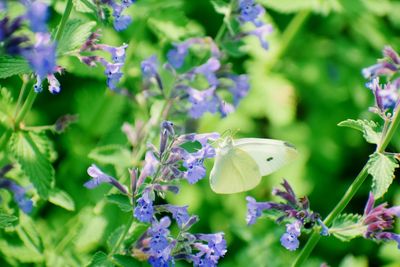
[266,157,273,162]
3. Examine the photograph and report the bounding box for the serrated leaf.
[113,254,141,267]
[211,0,230,15]
[0,210,18,228]
[87,251,114,267]
[367,152,399,199]
[106,194,132,213]
[16,213,44,258]
[0,56,31,79]
[10,131,55,199]
[57,20,96,56]
[338,119,382,144]
[48,188,75,211]
[107,225,126,251]
[89,145,132,168]
[330,213,364,242]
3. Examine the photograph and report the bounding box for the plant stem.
[14,89,37,127]
[13,76,29,119]
[267,10,311,71]
[55,0,73,42]
[293,105,400,267]
[110,216,134,255]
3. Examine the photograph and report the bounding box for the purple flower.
[245,196,271,225]
[183,156,206,184]
[362,192,400,248]
[162,205,190,228]
[25,1,48,33]
[228,74,250,106]
[137,151,159,187]
[384,46,400,64]
[192,233,227,266]
[23,33,56,80]
[0,175,33,214]
[134,189,154,223]
[114,15,132,31]
[280,232,299,251]
[187,87,220,118]
[97,43,128,63]
[218,101,234,118]
[247,24,273,50]
[362,62,397,79]
[142,55,159,78]
[167,44,189,69]
[366,77,399,111]
[84,164,128,194]
[193,58,221,86]
[100,59,124,90]
[33,75,43,93]
[149,216,171,252]
[238,0,265,26]
[47,74,61,94]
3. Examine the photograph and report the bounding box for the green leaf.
[0,87,14,127]
[367,152,399,199]
[106,194,132,213]
[10,132,55,199]
[112,254,141,267]
[211,0,230,15]
[107,225,126,251]
[73,0,97,14]
[48,188,76,211]
[16,214,44,259]
[0,210,18,228]
[259,0,341,14]
[87,251,114,267]
[0,56,31,79]
[338,119,382,144]
[330,213,364,242]
[57,20,96,56]
[89,145,132,168]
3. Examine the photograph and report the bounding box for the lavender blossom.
[187,87,220,118]
[247,24,273,50]
[23,33,56,80]
[100,59,124,90]
[365,77,399,111]
[25,1,48,33]
[193,58,221,86]
[362,192,400,248]
[97,43,128,63]
[0,166,33,214]
[246,179,329,251]
[238,0,265,26]
[134,189,154,223]
[84,164,128,194]
[192,233,227,266]
[161,205,191,228]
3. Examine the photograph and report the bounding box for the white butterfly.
[209,138,298,194]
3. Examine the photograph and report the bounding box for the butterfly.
[209,138,298,194]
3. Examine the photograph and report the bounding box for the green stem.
[110,216,134,255]
[54,0,73,42]
[13,76,29,119]
[0,131,12,152]
[14,89,37,127]
[267,11,311,70]
[293,105,400,266]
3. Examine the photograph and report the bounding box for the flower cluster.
[79,31,128,91]
[363,46,400,113]
[0,1,59,93]
[0,165,33,214]
[361,192,400,248]
[142,37,250,119]
[133,213,227,266]
[96,0,134,31]
[246,180,328,251]
[83,121,227,266]
[235,0,273,50]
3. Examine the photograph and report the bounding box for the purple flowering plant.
[2,0,400,266]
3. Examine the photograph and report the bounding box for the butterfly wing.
[234,138,297,176]
[210,146,261,194]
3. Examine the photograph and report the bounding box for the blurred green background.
[2,0,400,266]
